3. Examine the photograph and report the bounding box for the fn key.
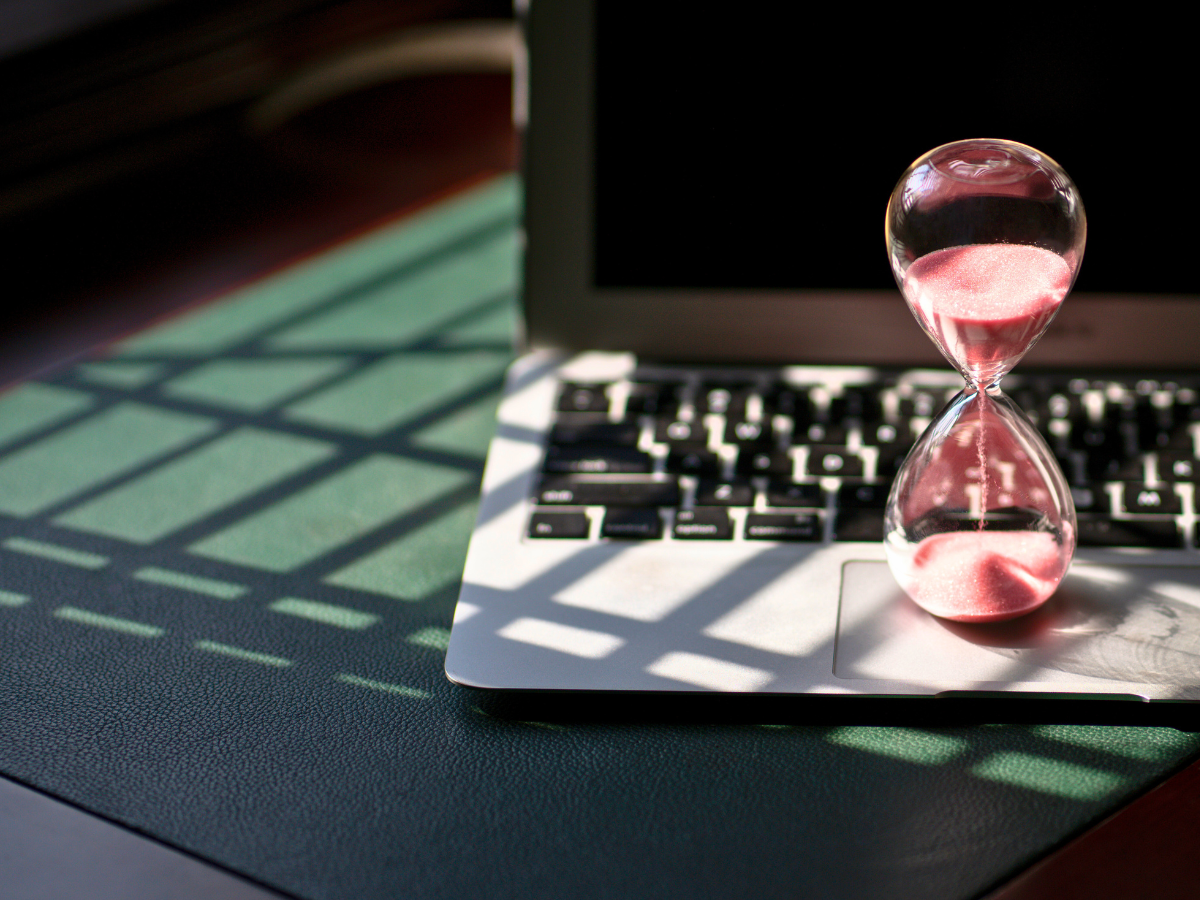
[529,511,591,539]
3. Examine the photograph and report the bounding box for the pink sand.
[902,530,1067,622]
[904,244,1071,374]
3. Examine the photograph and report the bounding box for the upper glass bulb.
[886,139,1086,386]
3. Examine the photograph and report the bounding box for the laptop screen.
[523,3,1200,368]
[594,10,1191,295]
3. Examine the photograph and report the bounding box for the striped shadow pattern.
[0,175,520,700]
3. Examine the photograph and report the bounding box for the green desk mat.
[0,175,1196,900]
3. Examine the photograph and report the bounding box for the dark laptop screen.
[594,11,1192,296]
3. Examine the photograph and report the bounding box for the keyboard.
[526,371,1199,549]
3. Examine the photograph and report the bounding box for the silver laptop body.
[446,4,1200,705]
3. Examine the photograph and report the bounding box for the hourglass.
[884,139,1086,622]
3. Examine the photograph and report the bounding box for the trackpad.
[835,561,1200,693]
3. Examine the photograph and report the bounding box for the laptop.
[445,5,1200,715]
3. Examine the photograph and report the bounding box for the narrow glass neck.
[947,350,1019,395]
[964,375,1004,396]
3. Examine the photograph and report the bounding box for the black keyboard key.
[1118,418,1142,455]
[550,419,641,446]
[875,457,906,482]
[528,511,590,539]
[1010,386,1045,426]
[666,448,722,477]
[897,391,941,419]
[873,429,907,480]
[1136,396,1178,449]
[833,483,889,541]
[655,419,708,446]
[602,508,663,540]
[1039,390,1084,423]
[542,444,652,474]
[745,513,821,541]
[536,477,680,507]
[765,482,824,508]
[1057,451,1087,486]
[1161,425,1197,451]
[977,507,1047,531]
[736,449,794,478]
[1070,484,1112,516]
[762,387,812,423]
[724,419,773,446]
[1080,439,1142,487]
[697,386,750,418]
[1157,450,1198,481]
[833,509,885,542]
[796,422,848,445]
[1121,483,1182,516]
[1100,396,1137,434]
[1077,429,1140,479]
[864,422,907,472]
[1077,516,1181,549]
[1156,392,1198,447]
[1109,454,1148,481]
[626,382,679,416]
[557,383,610,414]
[902,507,1041,535]
[696,480,755,506]
[866,422,909,449]
[806,447,864,478]
[1080,454,1132,483]
[673,508,733,540]
[1068,423,1099,451]
[830,388,883,424]
[837,482,889,509]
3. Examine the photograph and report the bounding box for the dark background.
[0,0,516,383]
[596,11,1192,293]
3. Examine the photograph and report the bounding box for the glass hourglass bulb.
[883,139,1085,622]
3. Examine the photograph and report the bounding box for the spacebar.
[535,476,681,507]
